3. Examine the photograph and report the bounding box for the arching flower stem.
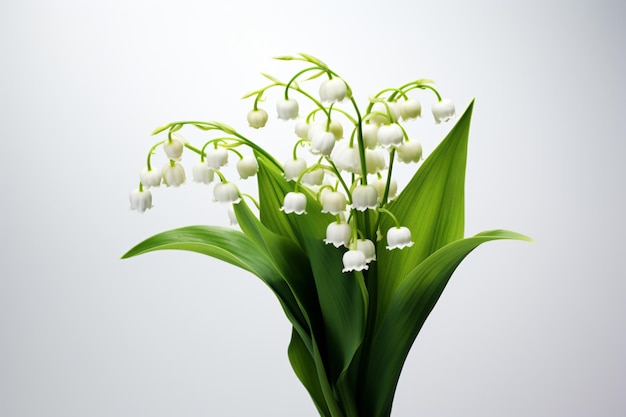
[145,140,165,171]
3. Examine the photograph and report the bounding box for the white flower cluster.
[130,54,456,274]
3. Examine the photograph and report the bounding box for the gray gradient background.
[1,0,624,416]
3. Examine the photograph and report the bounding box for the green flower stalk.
[123,53,531,417]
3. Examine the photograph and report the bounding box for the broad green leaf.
[361,230,532,417]
[121,226,308,351]
[256,156,368,389]
[375,100,474,328]
[288,329,331,417]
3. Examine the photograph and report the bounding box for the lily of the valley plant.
[123,53,530,417]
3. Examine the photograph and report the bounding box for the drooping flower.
[192,160,214,184]
[371,177,398,201]
[294,118,309,138]
[369,101,399,124]
[356,239,376,262]
[399,99,422,120]
[319,78,347,103]
[310,131,336,156]
[386,226,414,250]
[377,123,404,148]
[342,250,369,273]
[331,142,360,174]
[140,167,162,188]
[213,182,241,204]
[163,137,184,160]
[321,191,347,215]
[328,120,344,140]
[365,149,387,174]
[352,185,378,211]
[162,162,186,187]
[324,222,351,248]
[247,109,269,129]
[432,99,456,124]
[284,158,307,181]
[276,98,299,120]
[281,192,307,214]
[129,188,152,213]
[205,148,229,170]
[302,168,324,186]
[237,156,259,179]
[361,123,379,149]
[396,141,423,163]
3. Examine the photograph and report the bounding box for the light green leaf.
[261,72,283,84]
[375,100,474,328]
[151,123,172,136]
[361,230,532,417]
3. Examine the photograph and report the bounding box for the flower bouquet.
[123,53,530,417]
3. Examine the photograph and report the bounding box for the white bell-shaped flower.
[365,149,387,174]
[213,182,241,204]
[321,191,347,215]
[319,78,347,103]
[284,158,307,181]
[369,101,399,124]
[302,168,324,186]
[140,167,162,188]
[361,123,379,149]
[352,185,378,211]
[331,143,360,174]
[377,123,404,148]
[237,156,259,179]
[294,118,309,138]
[129,188,152,213]
[205,148,229,170]
[396,141,423,163]
[371,177,398,201]
[281,192,307,214]
[247,109,268,129]
[432,99,456,124]
[306,121,326,141]
[310,131,336,156]
[342,250,369,273]
[163,137,184,160]
[324,222,351,248]
[399,99,422,120]
[276,98,299,120]
[162,162,186,187]
[192,160,214,184]
[386,226,414,250]
[356,239,376,262]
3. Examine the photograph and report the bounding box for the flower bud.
[396,141,423,163]
[213,182,241,204]
[369,101,398,124]
[319,78,347,103]
[432,99,456,124]
[247,109,268,129]
[281,192,307,214]
[356,239,376,262]
[328,120,344,140]
[324,222,351,248]
[377,123,404,148]
[237,156,259,179]
[192,160,214,184]
[129,188,152,213]
[140,167,162,188]
[386,226,414,250]
[205,148,228,170]
[331,143,360,174]
[284,158,307,180]
[399,99,422,120]
[163,137,184,160]
[321,191,347,215]
[162,162,186,187]
[351,185,378,211]
[276,98,299,120]
[342,250,369,273]
[371,177,398,201]
[294,118,309,138]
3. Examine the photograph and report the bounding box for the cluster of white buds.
[130,54,456,273]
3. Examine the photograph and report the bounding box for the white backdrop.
[1,0,625,416]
